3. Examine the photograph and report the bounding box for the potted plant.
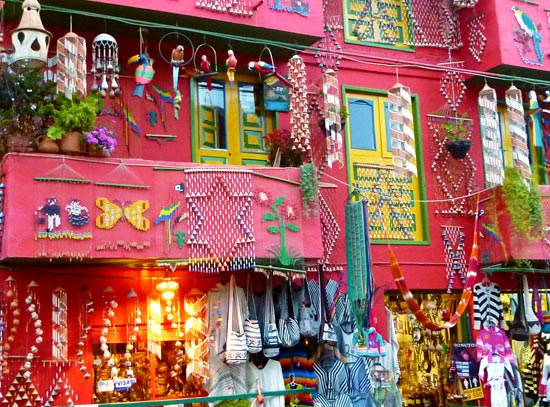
[0,66,56,154]
[264,128,306,167]
[45,94,97,155]
[84,125,117,157]
[441,112,472,159]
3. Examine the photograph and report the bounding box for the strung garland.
[388,197,480,330]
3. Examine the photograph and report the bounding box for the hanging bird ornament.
[171,45,185,103]
[200,55,212,91]
[129,53,155,98]
[512,6,543,65]
[248,60,293,88]
[226,49,237,87]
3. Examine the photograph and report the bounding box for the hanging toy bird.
[512,6,543,65]
[199,54,213,91]
[171,45,185,103]
[248,60,293,88]
[226,49,237,87]
[129,53,155,98]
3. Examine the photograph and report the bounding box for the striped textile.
[473,281,504,330]
[313,357,349,401]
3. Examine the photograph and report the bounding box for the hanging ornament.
[478,84,503,186]
[439,69,467,112]
[91,33,120,98]
[52,286,67,360]
[1,276,18,380]
[183,288,208,379]
[314,25,342,72]
[77,286,93,380]
[287,54,310,158]
[22,281,41,379]
[505,85,531,181]
[441,226,467,292]
[322,69,343,168]
[388,82,416,179]
[56,27,86,98]
[127,288,140,342]
[226,48,237,87]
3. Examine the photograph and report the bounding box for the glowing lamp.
[156,278,179,300]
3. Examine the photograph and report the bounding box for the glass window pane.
[349,98,376,150]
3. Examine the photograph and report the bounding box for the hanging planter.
[445,139,472,159]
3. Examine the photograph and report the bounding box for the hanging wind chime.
[77,286,93,380]
[56,20,86,98]
[322,69,343,168]
[22,281,41,380]
[388,81,416,179]
[287,54,310,157]
[505,85,531,181]
[183,288,209,380]
[441,226,467,292]
[52,286,67,361]
[91,33,120,98]
[478,84,503,186]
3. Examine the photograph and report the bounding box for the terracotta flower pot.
[59,130,83,155]
[36,135,60,154]
[86,144,110,158]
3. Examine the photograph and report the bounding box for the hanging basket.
[445,140,471,159]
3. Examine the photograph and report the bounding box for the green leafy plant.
[442,112,472,141]
[300,163,319,218]
[0,66,56,152]
[502,166,545,240]
[45,94,97,140]
[261,195,301,266]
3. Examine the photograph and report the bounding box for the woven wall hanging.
[186,168,254,272]
[467,13,486,63]
[403,0,462,49]
[314,25,342,72]
[56,31,86,98]
[505,85,531,181]
[478,84,504,187]
[388,82,417,179]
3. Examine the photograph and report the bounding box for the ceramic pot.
[59,130,83,155]
[86,144,110,158]
[36,135,60,154]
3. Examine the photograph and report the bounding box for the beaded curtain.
[404,0,462,49]
[185,168,254,273]
[505,85,531,181]
[478,84,504,187]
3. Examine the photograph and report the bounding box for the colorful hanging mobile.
[287,54,310,156]
[505,85,531,181]
[77,286,93,380]
[91,33,120,98]
[56,30,86,98]
[183,288,209,379]
[441,226,467,292]
[322,69,343,168]
[388,82,416,179]
[186,168,255,272]
[467,13,486,63]
[478,84,503,186]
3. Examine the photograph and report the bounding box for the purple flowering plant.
[84,125,117,153]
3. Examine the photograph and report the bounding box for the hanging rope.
[387,194,480,331]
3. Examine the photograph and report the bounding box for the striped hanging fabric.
[322,69,343,168]
[388,82,416,179]
[505,85,531,181]
[478,84,504,187]
[56,31,87,98]
[345,199,373,329]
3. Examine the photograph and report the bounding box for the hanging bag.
[511,276,530,341]
[243,274,262,354]
[224,275,249,365]
[263,272,281,358]
[521,274,541,335]
[278,280,301,347]
[298,279,320,338]
[318,264,338,346]
[542,276,550,333]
